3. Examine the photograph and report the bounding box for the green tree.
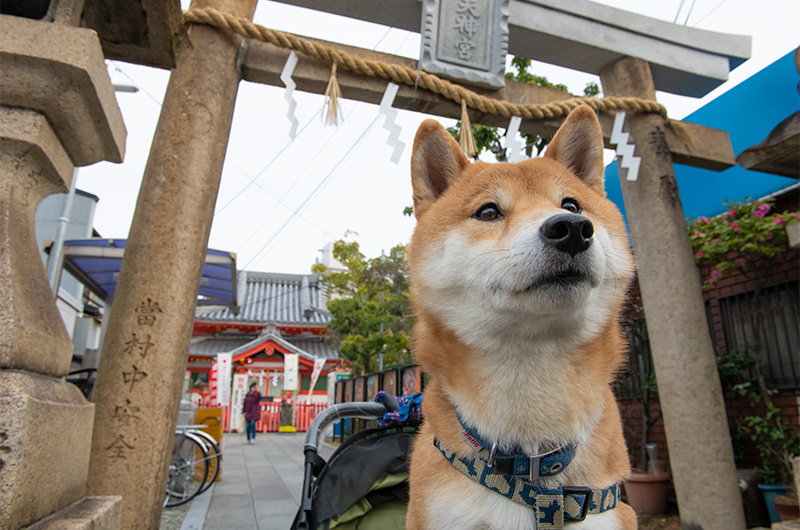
[312,239,412,375]
[448,57,601,161]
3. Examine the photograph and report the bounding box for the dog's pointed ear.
[544,106,605,195]
[411,119,470,219]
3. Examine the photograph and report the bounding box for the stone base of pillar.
[0,370,95,529]
[25,496,122,530]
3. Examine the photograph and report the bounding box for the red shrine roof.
[189,330,340,360]
[191,271,341,361]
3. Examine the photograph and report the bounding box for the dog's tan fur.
[406,106,638,529]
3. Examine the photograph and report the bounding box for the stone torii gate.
[186,6,749,530]
[1,0,752,528]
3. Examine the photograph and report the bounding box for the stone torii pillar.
[86,0,257,528]
[600,57,746,530]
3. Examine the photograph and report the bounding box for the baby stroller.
[292,392,423,530]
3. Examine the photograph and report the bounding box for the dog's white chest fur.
[449,349,605,450]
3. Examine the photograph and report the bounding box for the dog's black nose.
[540,213,594,256]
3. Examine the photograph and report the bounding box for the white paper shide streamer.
[281,51,299,139]
[505,116,524,162]
[379,82,405,164]
[610,111,641,182]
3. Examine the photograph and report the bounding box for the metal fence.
[335,365,423,405]
[333,365,423,441]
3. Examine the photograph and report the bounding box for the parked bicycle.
[164,425,222,507]
[66,368,97,400]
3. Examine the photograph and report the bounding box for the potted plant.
[620,318,672,515]
[716,346,799,523]
[625,451,672,515]
[736,363,799,522]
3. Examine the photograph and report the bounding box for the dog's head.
[408,106,634,352]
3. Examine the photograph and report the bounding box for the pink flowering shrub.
[688,198,798,288]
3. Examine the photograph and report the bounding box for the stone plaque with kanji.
[419,0,509,89]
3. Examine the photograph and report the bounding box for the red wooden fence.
[294,403,327,432]
[222,404,230,431]
[221,402,327,433]
[257,402,281,432]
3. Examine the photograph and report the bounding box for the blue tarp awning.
[606,50,799,222]
[62,238,238,306]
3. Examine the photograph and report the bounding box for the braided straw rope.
[184,7,667,120]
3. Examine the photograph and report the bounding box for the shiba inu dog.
[406,106,637,529]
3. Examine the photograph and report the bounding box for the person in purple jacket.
[242,382,262,445]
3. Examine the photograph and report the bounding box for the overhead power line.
[672,0,687,23]
[682,0,698,25]
[242,114,381,270]
[230,126,343,250]
[692,0,732,25]
[214,108,323,216]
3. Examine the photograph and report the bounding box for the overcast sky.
[72,0,800,275]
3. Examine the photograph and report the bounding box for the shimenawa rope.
[183,7,667,126]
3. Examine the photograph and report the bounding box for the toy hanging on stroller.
[292,392,423,530]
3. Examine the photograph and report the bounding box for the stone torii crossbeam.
[0,0,753,528]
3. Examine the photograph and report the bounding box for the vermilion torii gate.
[1,0,753,528]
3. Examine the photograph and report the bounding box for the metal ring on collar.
[488,443,498,467]
[529,444,568,481]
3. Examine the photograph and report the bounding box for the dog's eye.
[473,203,502,221]
[561,198,581,214]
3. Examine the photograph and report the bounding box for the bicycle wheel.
[190,429,222,494]
[165,432,210,507]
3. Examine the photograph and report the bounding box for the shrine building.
[186,271,347,405]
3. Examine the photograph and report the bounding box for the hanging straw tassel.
[459,99,477,158]
[323,62,342,126]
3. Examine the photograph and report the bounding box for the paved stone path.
[194,432,333,530]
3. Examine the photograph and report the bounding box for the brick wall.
[700,248,798,302]
[619,390,800,472]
